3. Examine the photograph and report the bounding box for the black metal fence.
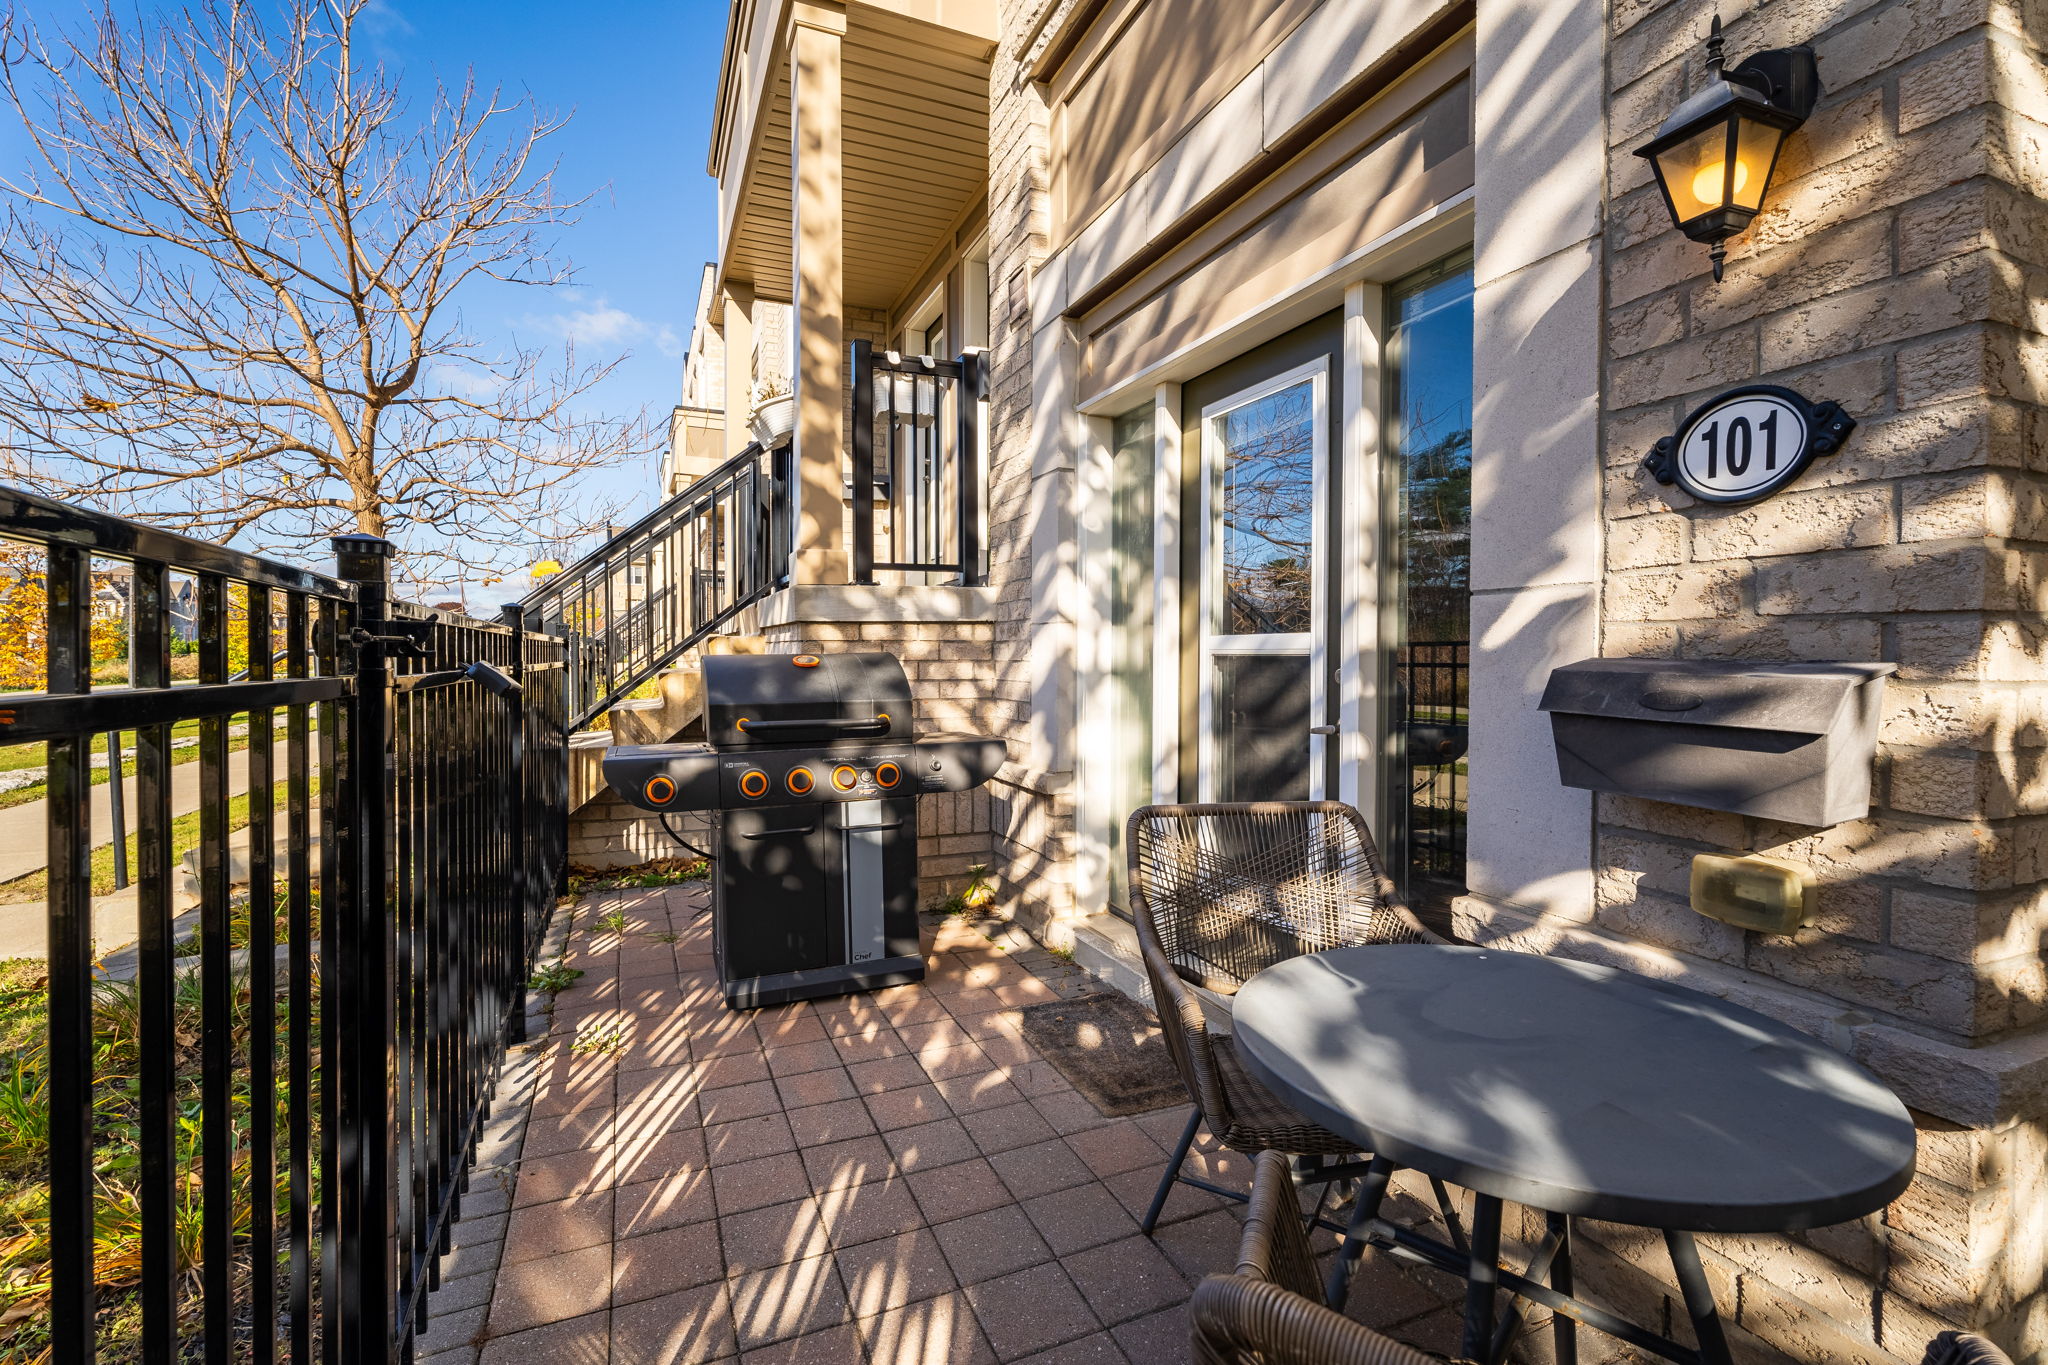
[850,342,986,586]
[522,441,781,730]
[0,487,567,1365]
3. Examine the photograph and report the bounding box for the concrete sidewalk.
[0,738,300,884]
[0,817,282,961]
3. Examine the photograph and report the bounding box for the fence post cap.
[330,532,393,555]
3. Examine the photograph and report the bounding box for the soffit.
[723,3,992,312]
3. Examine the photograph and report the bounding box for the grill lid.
[704,651,913,750]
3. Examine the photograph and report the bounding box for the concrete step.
[1070,911,1237,1034]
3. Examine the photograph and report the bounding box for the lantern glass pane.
[1654,123,1735,223]
[1731,117,1784,211]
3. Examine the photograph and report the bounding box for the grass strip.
[0,720,290,811]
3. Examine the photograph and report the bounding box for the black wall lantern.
[1634,17,1820,281]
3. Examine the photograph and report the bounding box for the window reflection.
[1386,255,1474,910]
[1216,380,1315,635]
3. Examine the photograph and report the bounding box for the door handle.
[740,823,818,839]
[1309,725,1338,736]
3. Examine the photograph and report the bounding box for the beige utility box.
[1539,659,1896,828]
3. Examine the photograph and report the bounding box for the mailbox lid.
[1538,658,1896,736]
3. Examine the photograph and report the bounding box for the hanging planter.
[748,379,796,448]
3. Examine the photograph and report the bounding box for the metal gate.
[0,486,568,1365]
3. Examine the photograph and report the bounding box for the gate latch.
[350,619,434,657]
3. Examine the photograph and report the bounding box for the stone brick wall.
[1595,0,2048,1358]
[981,0,1078,941]
[569,791,709,870]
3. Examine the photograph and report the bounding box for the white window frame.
[900,283,945,357]
[1196,355,1331,802]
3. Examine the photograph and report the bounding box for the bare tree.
[0,0,651,583]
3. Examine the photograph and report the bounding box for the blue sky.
[0,0,729,581]
[366,0,728,527]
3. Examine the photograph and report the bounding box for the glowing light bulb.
[1691,157,1751,204]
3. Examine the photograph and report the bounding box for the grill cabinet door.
[720,805,842,977]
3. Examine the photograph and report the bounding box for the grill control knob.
[831,765,859,792]
[786,767,814,796]
[738,769,769,799]
[644,775,676,806]
[874,762,901,789]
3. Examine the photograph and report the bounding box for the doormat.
[1015,992,1185,1118]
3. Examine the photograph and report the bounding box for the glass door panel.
[1200,363,1326,801]
[1212,654,1313,801]
[1383,255,1474,910]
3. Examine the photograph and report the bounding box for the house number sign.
[1642,384,1856,504]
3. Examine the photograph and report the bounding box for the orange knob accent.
[832,765,859,791]
[792,654,821,668]
[786,767,814,795]
[738,770,768,799]
[644,775,676,806]
[874,762,901,789]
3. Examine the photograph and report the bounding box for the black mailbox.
[1539,658,1896,827]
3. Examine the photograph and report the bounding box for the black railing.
[522,441,781,731]
[0,486,567,1365]
[850,342,985,586]
[1395,639,1469,905]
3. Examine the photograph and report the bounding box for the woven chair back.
[1189,1274,1440,1365]
[1128,897,1229,1126]
[1236,1150,1324,1300]
[1127,802,1426,991]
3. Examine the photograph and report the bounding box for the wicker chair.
[1126,801,1447,1233]
[1190,1150,1440,1365]
[1922,1334,2015,1365]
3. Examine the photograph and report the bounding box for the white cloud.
[521,296,679,358]
[426,362,502,401]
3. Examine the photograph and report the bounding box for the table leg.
[1549,1211,1576,1365]
[1461,1195,1503,1362]
[1322,1155,1394,1309]
[1665,1230,1733,1365]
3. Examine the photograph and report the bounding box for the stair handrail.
[523,439,784,729]
[520,439,771,616]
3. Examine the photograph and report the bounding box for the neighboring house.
[166,576,198,642]
[666,263,734,495]
[687,0,2048,1358]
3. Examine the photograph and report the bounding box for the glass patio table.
[1232,944,1916,1365]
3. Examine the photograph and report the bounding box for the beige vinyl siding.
[1079,70,1471,401]
[1053,0,1323,243]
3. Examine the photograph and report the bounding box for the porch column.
[789,0,848,584]
[720,281,755,458]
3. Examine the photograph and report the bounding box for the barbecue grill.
[604,651,1004,1008]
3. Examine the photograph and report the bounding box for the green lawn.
[0,716,290,812]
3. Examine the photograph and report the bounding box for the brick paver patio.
[414,882,1473,1365]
